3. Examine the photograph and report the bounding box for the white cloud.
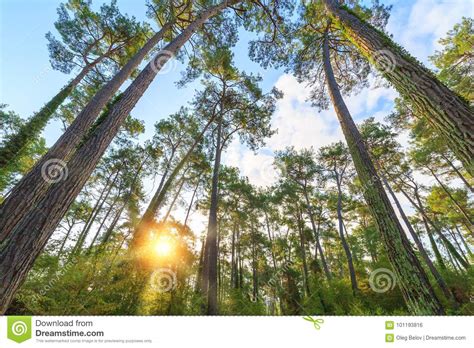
[387,0,472,64]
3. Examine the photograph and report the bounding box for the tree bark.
[322,0,474,176]
[322,25,444,314]
[0,1,238,314]
[0,62,94,173]
[0,22,173,241]
[203,114,223,315]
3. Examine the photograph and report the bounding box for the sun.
[154,237,173,257]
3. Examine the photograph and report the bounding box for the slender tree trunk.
[230,223,236,288]
[57,222,75,259]
[322,26,444,315]
[264,211,278,272]
[402,186,470,270]
[0,22,174,242]
[100,203,125,246]
[454,225,473,257]
[335,174,358,294]
[303,191,332,280]
[73,172,118,254]
[184,177,201,228]
[381,173,456,303]
[132,114,217,248]
[195,238,205,294]
[251,223,258,302]
[322,0,474,175]
[87,193,121,252]
[440,154,473,193]
[0,1,238,314]
[163,174,187,222]
[296,207,311,297]
[427,166,474,227]
[203,114,223,315]
[0,63,95,173]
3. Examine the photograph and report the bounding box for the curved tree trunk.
[322,26,444,315]
[322,0,474,176]
[0,22,173,241]
[0,0,238,314]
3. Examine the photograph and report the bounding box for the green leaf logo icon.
[7,316,32,343]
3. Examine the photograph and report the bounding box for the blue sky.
[1,0,472,231]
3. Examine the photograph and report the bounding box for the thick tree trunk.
[335,174,358,294]
[0,22,173,241]
[322,27,444,314]
[322,0,474,176]
[203,115,223,315]
[0,1,237,314]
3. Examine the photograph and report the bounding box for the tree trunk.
[0,1,238,314]
[322,26,444,315]
[0,62,99,176]
[203,114,223,315]
[427,166,474,227]
[322,0,474,175]
[163,173,187,222]
[296,207,311,297]
[73,171,118,254]
[440,154,473,193]
[184,176,201,228]
[381,173,456,304]
[303,191,332,280]
[132,113,217,248]
[0,22,173,241]
[57,222,75,259]
[402,186,470,270]
[335,173,358,294]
